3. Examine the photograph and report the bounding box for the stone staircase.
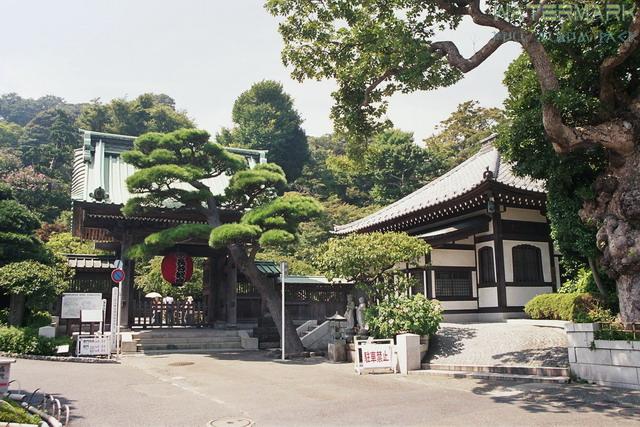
[411,363,570,384]
[131,328,247,354]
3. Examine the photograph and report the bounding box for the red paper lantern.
[161,253,194,285]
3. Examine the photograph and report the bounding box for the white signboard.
[61,293,103,319]
[354,339,396,374]
[81,309,103,323]
[77,335,110,356]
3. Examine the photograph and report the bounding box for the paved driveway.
[11,352,640,427]
[428,320,569,367]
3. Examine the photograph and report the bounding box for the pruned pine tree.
[122,128,322,353]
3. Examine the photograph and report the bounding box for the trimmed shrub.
[0,326,63,355]
[366,294,443,338]
[524,293,613,322]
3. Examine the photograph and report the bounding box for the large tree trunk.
[581,151,640,323]
[228,244,304,354]
[9,294,25,326]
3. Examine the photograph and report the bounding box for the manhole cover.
[168,361,194,367]
[207,417,254,427]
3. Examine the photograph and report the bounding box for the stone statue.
[344,294,355,330]
[356,297,367,331]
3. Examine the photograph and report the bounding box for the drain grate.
[207,417,255,426]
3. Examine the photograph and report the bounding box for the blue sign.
[111,268,125,283]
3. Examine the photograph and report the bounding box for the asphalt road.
[11,352,640,427]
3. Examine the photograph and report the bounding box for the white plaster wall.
[503,240,552,283]
[506,286,553,307]
[431,249,476,267]
[501,207,547,223]
[478,287,498,308]
[440,300,478,311]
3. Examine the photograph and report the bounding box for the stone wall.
[566,323,640,390]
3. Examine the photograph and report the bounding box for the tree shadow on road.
[13,388,81,425]
[426,326,477,360]
[491,346,569,367]
[471,380,640,421]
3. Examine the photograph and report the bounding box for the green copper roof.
[72,129,268,205]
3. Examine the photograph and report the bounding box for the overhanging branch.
[431,31,509,73]
[600,6,640,108]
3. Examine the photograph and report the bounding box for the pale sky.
[0,0,521,142]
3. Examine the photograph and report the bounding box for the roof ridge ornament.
[483,166,494,181]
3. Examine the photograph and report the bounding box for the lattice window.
[478,247,495,285]
[512,244,544,283]
[435,270,473,298]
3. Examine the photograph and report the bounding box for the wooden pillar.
[492,211,507,309]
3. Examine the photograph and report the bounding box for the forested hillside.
[0,88,502,280]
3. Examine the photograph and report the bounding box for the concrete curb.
[0,352,119,364]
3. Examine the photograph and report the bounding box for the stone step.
[138,337,242,345]
[136,329,242,339]
[411,369,570,384]
[139,348,248,355]
[421,363,569,377]
[138,341,244,351]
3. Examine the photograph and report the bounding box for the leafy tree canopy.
[0,93,66,126]
[18,108,79,182]
[77,93,195,136]
[0,260,66,310]
[217,80,309,181]
[314,232,429,299]
[496,54,606,263]
[0,184,51,266]
[424,100,505,170]
[0,121,23,149]
[3,166,69,222]
[266,0,462,151]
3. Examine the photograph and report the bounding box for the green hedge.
[524,293,613,322]
[0,326,69,356]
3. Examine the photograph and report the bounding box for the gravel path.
[427,320,569,367]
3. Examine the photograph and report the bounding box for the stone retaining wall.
[565,323,640,390]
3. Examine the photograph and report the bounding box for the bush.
[0,309,8,326]
[0,399,41,424]
[0,326,61,355]
[365,294,443,338]
[25,310,52,328]
[524,293,614,322]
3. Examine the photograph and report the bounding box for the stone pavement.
[11,351,640,426]
[428,320,569,367]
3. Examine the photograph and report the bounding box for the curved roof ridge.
[334,136,544,234]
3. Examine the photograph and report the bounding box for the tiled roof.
[67,255,117,271]
[334,136,545,234]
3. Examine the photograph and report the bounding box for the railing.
[132,301,208,328]
[595,322,640,341]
